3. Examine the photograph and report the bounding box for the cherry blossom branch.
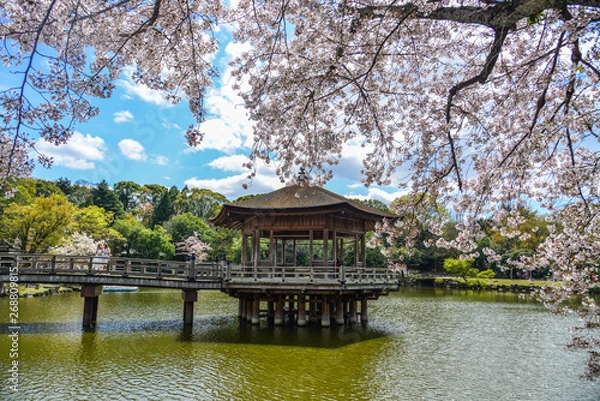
[2,0,58,190]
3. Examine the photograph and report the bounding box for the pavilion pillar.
[81,284,102,328]
[238,298,244,318]
[241,233,248,265]
[293,240,297,266]
[361,233,367,267]
[354,234,359,267]
[182,290,197,326]
[253,229,260,267]
[297,296,307,326]
[309,230,314,265]
[332,231,337,263]
[269,230,275,266]
[361,297,369,323]
[252,297,260,325]
[349,297,357,324]
[274,296,284,326]
[321,296,331,327]
[323,229,329,264]
[335,298,344,325]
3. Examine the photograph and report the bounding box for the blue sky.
[4,37,405,203]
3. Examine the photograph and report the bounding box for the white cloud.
[113,110,134,123]
[186,51,254,154]
[344,187,407,204]
[191,118,243,154]
[36,131,106,170]
[185,164,281,200]
[162,120,181,130]
[155,155,169,166]
[118,139,147,161]
[117,67,173,107]
[207,154,250,172]
[118,79,173,107]
[225,41,253,60]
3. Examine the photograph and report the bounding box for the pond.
[1,287,597,400]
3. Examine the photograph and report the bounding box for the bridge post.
[182,290,198,326]
[81,285,102,328]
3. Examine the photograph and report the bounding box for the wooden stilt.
[81,284,102,328]
[297,296,307,326]
[361,298,368,323]
[182,290,198,326]
[336,298,344,325]
[246,299,252,322]
[349,298,357,324]
[274,297,284,325]
[252,298,260,325]
[321,296,330,327]
[267,301,274,321]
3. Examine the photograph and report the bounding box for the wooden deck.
[1,252,401,328]
[0,252,401,291]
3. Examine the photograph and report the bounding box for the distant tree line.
[0,178,550,278]
[0,178,237,261]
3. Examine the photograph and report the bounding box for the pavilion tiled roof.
[215,184,396,221]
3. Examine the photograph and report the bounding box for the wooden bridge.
[0,252,401,328]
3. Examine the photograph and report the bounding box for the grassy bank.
[434,277,560,291]
[17,284,75,297]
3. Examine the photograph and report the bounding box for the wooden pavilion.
[213,183,400,327]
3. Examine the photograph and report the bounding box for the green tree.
[353,198,391,214]
[150,185,179,229]
[384,193,454,272]
[443,258,478,282]
[210,227,241,262]
[165,212,212,245]
[141,184,167,206]
[174,187,228,221]
[112,215,146,257]
[0,177,64,211]
[63,181,94,207]
[92,180,125,219]
[137,226,175,259]
[114,180,144,214]
[0,194,74,253]
[72,205,124,244]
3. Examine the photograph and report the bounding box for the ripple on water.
[1,289,598,401]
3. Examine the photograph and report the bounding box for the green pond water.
[1,287,598,401]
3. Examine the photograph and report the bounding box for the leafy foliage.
[443,258,478,282]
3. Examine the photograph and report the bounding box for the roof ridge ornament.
[297,167,308,184]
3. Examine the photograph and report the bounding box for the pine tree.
[92,180,125,219]
[150,185,179,229]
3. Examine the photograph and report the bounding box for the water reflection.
[180,318,395,348]
[1,289,598,401]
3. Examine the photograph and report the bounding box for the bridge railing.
[1,253,400,287]
[0,253,222,282]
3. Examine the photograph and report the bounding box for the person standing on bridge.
[93,244,103,270]
[101,242,111,270]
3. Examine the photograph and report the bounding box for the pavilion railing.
[227,264,401,285]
